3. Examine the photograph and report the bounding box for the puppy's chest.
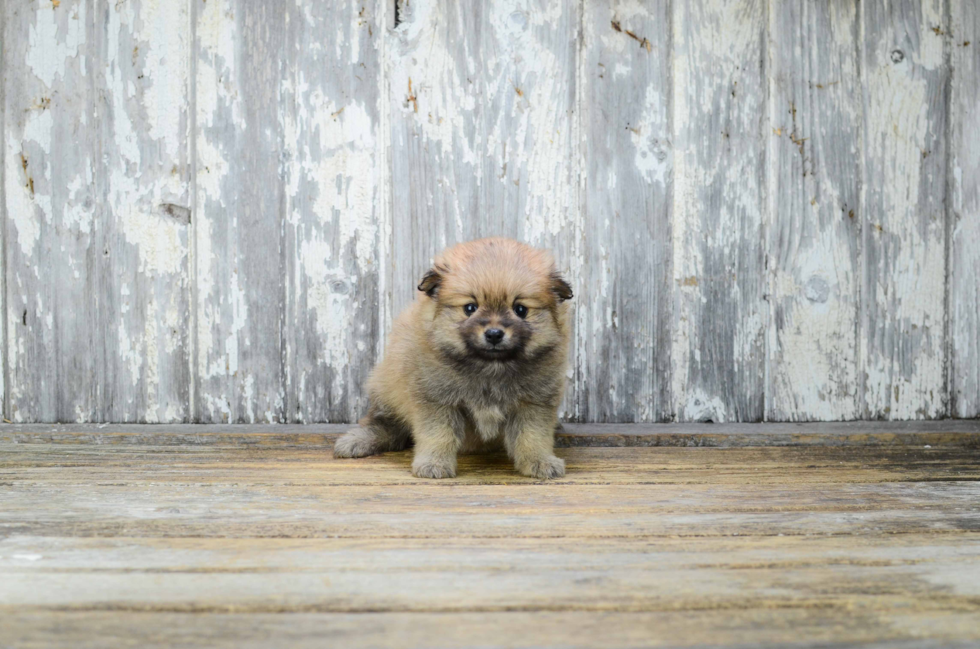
[462,386,514,439]
[468,404,507,440]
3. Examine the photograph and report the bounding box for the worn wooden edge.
[0,422,978,448]
[3,610,978,649]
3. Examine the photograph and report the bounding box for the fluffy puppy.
[333,238,573,479]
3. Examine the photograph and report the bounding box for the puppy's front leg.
[505,405,565,479]
[411,405,464,479]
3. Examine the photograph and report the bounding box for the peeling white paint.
[861,9,947,419]
[4,0,973,425]
[631,84,669,187]
[25,2,85,89]
[5,144,41,257]
[671,0,766,421]
[683,388,728,423]
[135,0,186,159]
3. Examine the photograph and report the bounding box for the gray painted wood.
[280,0,387,423]
[4,0,102,421]
[949,0,979,418]
[102,0,193,423]
[861,0,949,419]
[194,0,286,423]
[388,0,487,321]
[2,0,978,423]
[670,0,767,422]
[3,0,191,422]
[577,1,671,422]
[767,0,861,421]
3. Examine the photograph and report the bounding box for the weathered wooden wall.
[1,0,977,423]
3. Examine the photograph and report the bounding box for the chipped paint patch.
[25,1,85,89]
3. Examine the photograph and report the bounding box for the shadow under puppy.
[334,238,573,479]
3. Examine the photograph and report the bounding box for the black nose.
[484,328,505,345]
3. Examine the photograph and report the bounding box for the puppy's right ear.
[417,267,443,297]
[550,272,573,302]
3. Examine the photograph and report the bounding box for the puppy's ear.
[417,266,444,297]
[550,272,573,302]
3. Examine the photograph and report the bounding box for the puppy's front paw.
[520,455,565,479]
[412,459,457,479]
[333,428,378,458]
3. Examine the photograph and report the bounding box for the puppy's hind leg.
[333,410,412,459]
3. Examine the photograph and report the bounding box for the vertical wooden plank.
[388,0,485,319]
[767,1,861,421]
[101,0,192,421]
[388,0,578,313]
[861,0,948,419]
[671,0,767,422]
[281,0,387,422]
[4,0,99,421]
[949,1,980,417]
[479,0,578,255]
[0,0,6,418]
[194,0,285,423]
[389,0,579,417]
[4,0,190,422]
[577,2,671,422]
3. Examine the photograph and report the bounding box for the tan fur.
[333,238,573,479]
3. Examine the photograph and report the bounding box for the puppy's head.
[418,238,573,365]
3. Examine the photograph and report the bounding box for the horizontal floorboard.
[2,611,980,649]
[1,430,978,647]
[2,421,979,448]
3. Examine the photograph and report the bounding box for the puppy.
[333,238,573,479]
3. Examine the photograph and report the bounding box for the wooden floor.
[2,424,979,648]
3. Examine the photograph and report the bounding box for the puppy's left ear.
[551,272,573,302]
[418,266,444,297]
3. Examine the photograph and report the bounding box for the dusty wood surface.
[2,421,980,448]
[1,430,979,647]
[3,0,979,424]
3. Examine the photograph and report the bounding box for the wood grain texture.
[388,0,484,322]
[387,0,579,321]
[102,0,193,423]
[1,440,979,647]
[4,421,979,448]
[194,0,287,423]
[767,0,861,421]
[949,0,980,417]
[280,0,387,423]
[3,0,191,423]
[860,0,949,419]
[4,611,980,649]
[671,0,767,422]
[4,535,980,611]
[576,1,671,422]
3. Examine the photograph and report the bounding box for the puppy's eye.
[514,304,528,319]
[464,303,478,315]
